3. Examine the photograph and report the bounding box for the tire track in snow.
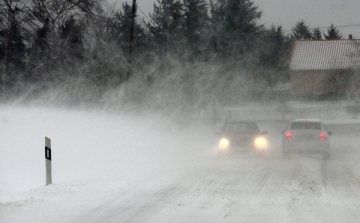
[249,161,274,197]
[85,183,192,223]
[251,170,272,196]
[120,184,191,223]
[87,168,222,223]
[120,167,231,223]
[90,187,139,214]
[320,160,332,194]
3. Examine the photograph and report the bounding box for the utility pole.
[127,0,137,80]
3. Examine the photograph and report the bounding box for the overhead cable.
[285,23,360,32]
[137,5,157,26]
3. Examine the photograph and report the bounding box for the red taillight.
[285,132,292,140]
[320,132,326,141]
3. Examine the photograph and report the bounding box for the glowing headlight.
[219,138,230,149]
[254,137,266,149]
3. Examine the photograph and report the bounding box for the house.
[290,38,360,99]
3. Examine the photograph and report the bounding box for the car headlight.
[254,137,266,149]
[219,138,230,149]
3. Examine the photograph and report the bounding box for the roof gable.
[290,40,360,70]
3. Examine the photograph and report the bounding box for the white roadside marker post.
[45,137,52,185]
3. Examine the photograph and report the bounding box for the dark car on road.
[282,119,332,159]
[216,121,268,157]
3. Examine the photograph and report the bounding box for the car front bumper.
[217,144,266,156]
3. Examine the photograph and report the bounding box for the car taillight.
[285,132,292,140]
[320,132,326,141]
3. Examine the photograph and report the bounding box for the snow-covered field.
[1,105,360,223]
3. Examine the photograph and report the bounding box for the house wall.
[290,70,329,97]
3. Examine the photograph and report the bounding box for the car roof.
[224,121,257,124]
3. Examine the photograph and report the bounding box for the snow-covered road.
[1,106,360,223]
[77,155,360,223]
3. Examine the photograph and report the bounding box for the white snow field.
[1,105,360,223]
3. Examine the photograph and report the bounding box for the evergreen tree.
[6,21,26,75]
[183,0,209,60]
[291,20,312,40]
[0,0,28,86]
[60,16,84,66]
[107,2,146,52]
[312,28,322,40]
[148,0,184,56]
[209,0,263,59]
[26,24,50,81]
[257,25,290,88]
[324,24,342,40]
[33,25,49,58]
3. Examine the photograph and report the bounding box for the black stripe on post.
[45,147,51,161]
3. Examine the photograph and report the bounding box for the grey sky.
[117,0,360,38]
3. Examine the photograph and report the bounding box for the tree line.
[0,0,345,109]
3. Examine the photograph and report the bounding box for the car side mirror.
[328,131,332,135]
[262,131,268,135]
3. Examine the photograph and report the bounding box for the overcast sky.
[116,0,360,38]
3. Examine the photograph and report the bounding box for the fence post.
[45,137,52,186]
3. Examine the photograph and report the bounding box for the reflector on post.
[45,137,52,185]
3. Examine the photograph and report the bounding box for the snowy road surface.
[79,156,360,223]
[1,106,360,222]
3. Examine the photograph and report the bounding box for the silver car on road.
[282,119,332,159]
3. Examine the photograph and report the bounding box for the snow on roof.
[292,119,323,122]
[290,40,360,70]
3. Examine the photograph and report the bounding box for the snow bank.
[0,105,214,202]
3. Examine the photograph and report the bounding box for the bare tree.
[322,44,360,104]
[30,0,95,31]
[323,69,352,104]
[0,0,31,86]
[27,0,96,78]
[295,75,321,100]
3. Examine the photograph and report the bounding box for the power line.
[329,23,360,29]
[137,5,150,21]
[137,5,157,26]
[284,23,360,32]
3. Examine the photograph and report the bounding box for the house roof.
[290,40,360,70]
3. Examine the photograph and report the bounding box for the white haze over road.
[119,0,360,38]
[2,105,360,222]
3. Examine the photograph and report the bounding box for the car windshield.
[290,121,321,130]
[222,122,260,134]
